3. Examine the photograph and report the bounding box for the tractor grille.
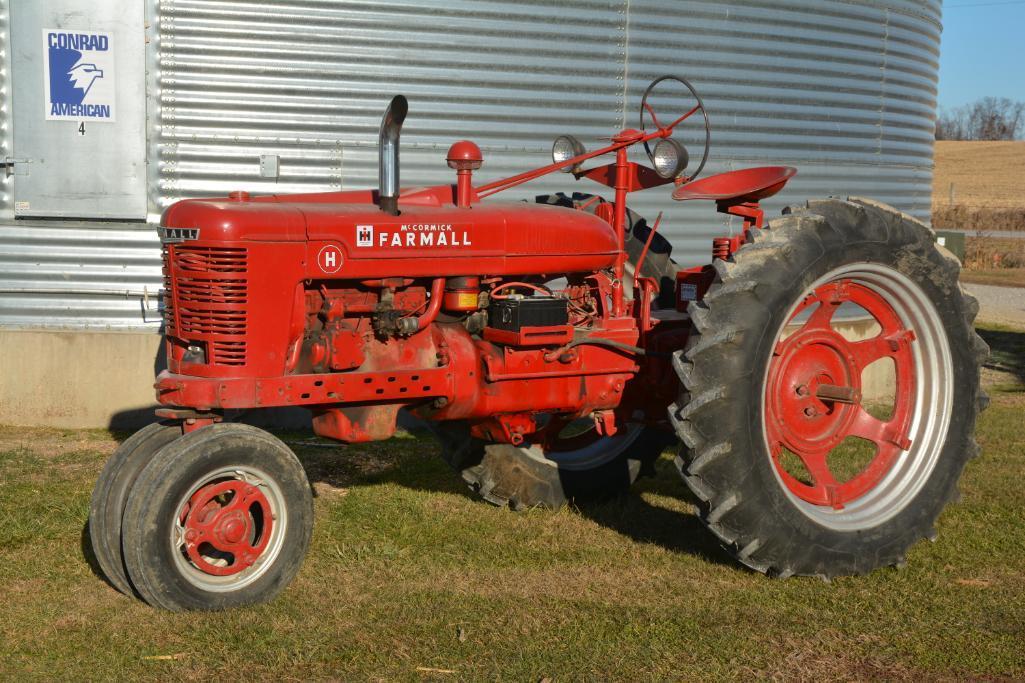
[163,245,249,366]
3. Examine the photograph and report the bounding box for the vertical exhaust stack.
[378,95,408,216]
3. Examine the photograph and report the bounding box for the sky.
[937,0,1025,110]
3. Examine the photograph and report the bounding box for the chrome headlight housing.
[651,138,689,179]
[552,135,585,173]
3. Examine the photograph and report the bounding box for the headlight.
[552,135,585,173]
[651,138,689,179]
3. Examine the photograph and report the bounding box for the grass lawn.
[1,326,1023,681]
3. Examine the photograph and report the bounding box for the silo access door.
[8,1,147,220]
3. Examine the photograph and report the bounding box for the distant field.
[933,141,1025,233]
[933,141,1025,286]
[933,141,1025,211]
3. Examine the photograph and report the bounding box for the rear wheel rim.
[170,465,287,592]
[534,417,642,471]
[762,263,953,531]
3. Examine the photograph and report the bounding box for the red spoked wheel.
[759,261,955,532]
[122,424,313,610]
[178,476,275,578]
[765,279,917,510]
[170,466,286,590]
[672,198,986,578]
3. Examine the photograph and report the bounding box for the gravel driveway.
[963,282,1025,328]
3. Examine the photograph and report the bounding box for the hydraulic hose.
[544,336,670,360]
[397,278,446,335]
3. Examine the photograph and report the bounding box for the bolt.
[804,407,817,417]
[796,385,809,396]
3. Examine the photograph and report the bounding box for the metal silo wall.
[622,0,942,256]
[149,0,629,205]
[0,0,163,329]
[153,0,941,261]
[0,0,942,329]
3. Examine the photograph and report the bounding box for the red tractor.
[90,77,987,611]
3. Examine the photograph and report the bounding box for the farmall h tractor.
[90,77,987,610]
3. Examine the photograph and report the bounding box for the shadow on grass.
[574,483,733,566]
[294,433,733,567]
[976,325,1025,386]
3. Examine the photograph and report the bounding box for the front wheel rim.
[170,465,288,592]
[762,263,954,531]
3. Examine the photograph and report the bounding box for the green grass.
[1,328,1024,681]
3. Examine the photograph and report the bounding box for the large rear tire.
[121,423,313,611]
[433,421,672,510]
[670,198,988,578]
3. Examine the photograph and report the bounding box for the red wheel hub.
[765,280,917,509]
[179,479,273,576]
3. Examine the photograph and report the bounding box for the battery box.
[488,296,568,331]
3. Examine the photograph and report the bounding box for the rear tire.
[121,423,313,611]
[670,198,988,578]
[88,421,182,595]
[434,421,672,510]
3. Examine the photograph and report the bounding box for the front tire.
[88,421,182,595]
[121,423,313,611]
[670,198,988,578]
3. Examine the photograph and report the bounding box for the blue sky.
[938,1,1025,110]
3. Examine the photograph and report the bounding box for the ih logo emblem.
[356,225,374,247]
[317,245,344,274]
[42,29,116,123]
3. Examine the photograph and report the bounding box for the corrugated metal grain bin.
[0,0,943,330]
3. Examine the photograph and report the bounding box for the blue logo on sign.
[46,32,111,119]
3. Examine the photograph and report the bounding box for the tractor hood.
[160,186,619,278]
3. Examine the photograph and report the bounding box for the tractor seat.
[672,166,797,203]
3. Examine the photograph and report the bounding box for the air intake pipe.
[378,95,408,216]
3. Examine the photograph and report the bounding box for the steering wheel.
[639,75,711,183]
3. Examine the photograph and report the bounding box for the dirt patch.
[0,426,118,460]
[289,438,409,491]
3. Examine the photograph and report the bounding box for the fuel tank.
[161,186,618,278]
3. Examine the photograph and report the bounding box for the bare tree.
[936,97,1025,140]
